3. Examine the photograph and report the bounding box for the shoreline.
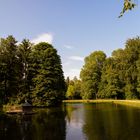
[63,99,140,108]
[3,99,140,113]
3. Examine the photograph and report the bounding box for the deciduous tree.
[80,51,106,99]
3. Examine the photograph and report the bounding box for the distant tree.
[65,76,70,90]
[73,77,82,99]
[66,77,81,99]
[80,51,106,99]
[66,85,75,99]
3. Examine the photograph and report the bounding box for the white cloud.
[64,68,81,79]
[31,33,53,44]
[63,61,71,66]
[64,45,73,49]
[69,56,84,61]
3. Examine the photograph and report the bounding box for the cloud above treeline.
[69,56,84,61]
[64,68,81,79]
[64,45,73,49]
[31,33,53,44]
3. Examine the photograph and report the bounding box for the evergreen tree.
[16,39,32,103]
[0,36,19,104]
[30,42,65,106]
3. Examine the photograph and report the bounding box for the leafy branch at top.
[119,0,137,18]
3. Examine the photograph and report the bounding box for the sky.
[0,0,140,79]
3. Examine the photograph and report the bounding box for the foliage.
[1,35,140,104]
[98,58,124,99]
[80,51,106,99]
[119,0,137,17]
[16,39,32,103]
[0,36,19,104]
[66,85,75,99]
[81,37,140,100]
[0,36,65,106]
[66,77,81,99]
[30,42,66,106]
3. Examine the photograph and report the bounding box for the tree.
[73,77,82,99]
[0,36,19,104]
[66,77,81,99]
[98,58,124,99]
[16,39,32,103]
[80,51,106,99]
[30,42,66,106]
[136,57,140,95]
[123,37,140,99]
[65,76,70,90]
[66,85,75,99]
[98,37,140,99]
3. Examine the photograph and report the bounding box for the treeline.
[0,36,66,106]
[66,37,140,100]
[1,36,140,104]
[65,76,81,99]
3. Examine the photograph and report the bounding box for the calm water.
[1,103,140,140]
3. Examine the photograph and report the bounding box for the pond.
[1,103,140,140]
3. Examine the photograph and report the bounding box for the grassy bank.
[63,99,114,103]
[63,99,140,108]
[113,100,140,108]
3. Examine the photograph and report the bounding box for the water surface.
[1,103,140,140]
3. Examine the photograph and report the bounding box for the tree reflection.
[82,103,140,140]
[0,107,66,140]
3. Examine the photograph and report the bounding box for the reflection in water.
[65,103,140,140]
[0,108,66,140]
[1,103,140,140]
[82,103,140,140]
[65,103,86,140]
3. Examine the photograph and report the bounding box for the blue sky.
[0,0,140,79]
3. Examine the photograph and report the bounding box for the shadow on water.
[0,107,66,140]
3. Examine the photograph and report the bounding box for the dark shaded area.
[0,107,66,140]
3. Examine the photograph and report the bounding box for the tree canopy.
[80,51,106,99]
[80,37,140,100]
[66,76,81,99]
[30,42,66,106]
[0,36,66,106]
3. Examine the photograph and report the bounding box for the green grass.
[63,99,140,108]
[63,99,114,103]
[113,100,140,108]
